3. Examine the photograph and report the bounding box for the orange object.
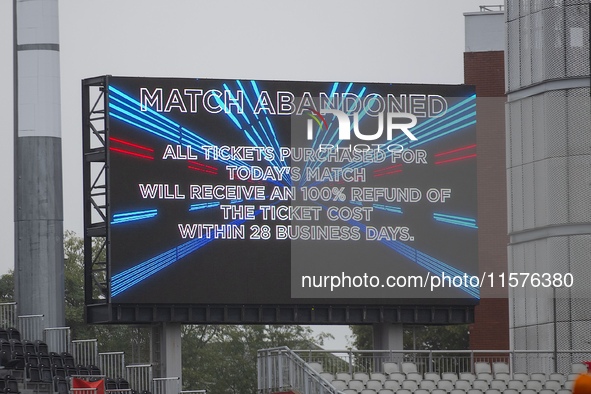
[573,373,591,394]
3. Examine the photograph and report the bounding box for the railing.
[153,377,181,394]
[44,326,71,353]
[126,364,153,393]
[258,347,339,394]
[72,339,99,366]
[0,303,17,328]
[99,351,126,380]
[292,349,591,376]
[479,5,504,12]
[18,314,44,340]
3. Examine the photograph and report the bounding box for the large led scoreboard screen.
[106,76,478,306]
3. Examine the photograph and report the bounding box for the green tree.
[0,270,14,302]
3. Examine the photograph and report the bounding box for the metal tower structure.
[13,0,65,331]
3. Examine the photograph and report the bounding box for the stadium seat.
[473,379,489,391]
[494,372,510,384]
[342,389,357,394]
[34,340,48,355]
[502,389,519,394]
[348,379,365,392]
[105,378,118,390]
[396,389,412,394]
[7,328,20,341]
[22,340,36,355]
[525,380,543,391]
[383,380,400,391]
[460,373,476,384]
[377,390,394,394]
[521,390,537,394]
[54,376,69,394]
[89,365,102,375]
[557,390,572,394]
[319,372,334,382]
[366,379,383,391]
[433,389,449,394]
[530,373,546,383]
[77,365,90,375]
[383,362,400,374]
[60,352,76,368]
[450,390,466,394]
[544,380,562,392]
[507,380,525,391]
[0,329,8,341]
[9,340,23,357]
[331,379,347,391]
[437,379,454,392]
[539,390,555,394]
[308,362,323,373]
[370,372,387,384]
[425,372,441,383]
[467,389,483,394]
[513,373,529,383]
[548,373,566,385]
[489,379,507,391]
[420,380,437,391]
[563,380,575,391]
[336,372,352,383]
[455,380,472,391]
[475,362,492,374]
[484,389,501,394]
[477,373,494,383]
[415,389,430,394]
[388,372,406,383]
[402,380,419,391]
[401,362,418,374]
[49,352,63,367]
[360,389,377,394]
[353,372,370,384]
[407,372,422,383]
[567,373,581,382]
[442,372,459,384]
[26,364,42,382]
[492,362,509,376]
[571,363,588,374]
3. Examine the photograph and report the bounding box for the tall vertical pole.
[13,0,65,331]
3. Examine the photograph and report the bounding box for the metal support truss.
[83,76,111,308]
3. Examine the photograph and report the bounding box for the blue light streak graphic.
[111,209,157,225]
[433,213,478,229]
[189,202,220,212]
[373,204,403,215]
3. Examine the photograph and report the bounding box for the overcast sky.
[0,0,503,349]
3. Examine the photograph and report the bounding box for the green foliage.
[0,270,14,303]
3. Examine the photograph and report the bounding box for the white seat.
[557,390,572,394]
[442,372,459,384]
[383,362,400,374]
[460,373,476,384]
[420,380,437,391]
[377,390,395,394]
[407,372,423,383]
[530,373,547,383]
[475,362,492,374]
[544,380,562,392]
[490,380,507,391]
[353,372,370,384]
[539,390,556,394]
[467,389,483,394]
[397,390,412,394]
[492,362,510,375]
[331,379,348,391]
[415,390,431,394]
[308,361,323,373]
[366,380,383,391]
[388,372,406,383]
[521,390,538,394]
[513,373,529,384]
[564,380,575,390]
[455,380,472,391]
[477,373,494,383]
[507,380,524,391]
[572,363,588,374]
[320,372,334,382]
[348,379,365,392]
[473,379,490,391]
[370,373,387,384]
[494,373,510,384]
[525,380,543,392]
[425,372,441,383]
[548,373,566,385]
[337,372,352,383]
[360,390,377,394]
[437,379,455,392]
[502,389,519,394]
[401,361,418,374]
[383,380,400,391]
[343,390,358,394]
[484,390,501,394]
[433,389,449,394]
[402,380,419,391]
[450,390,467,394]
